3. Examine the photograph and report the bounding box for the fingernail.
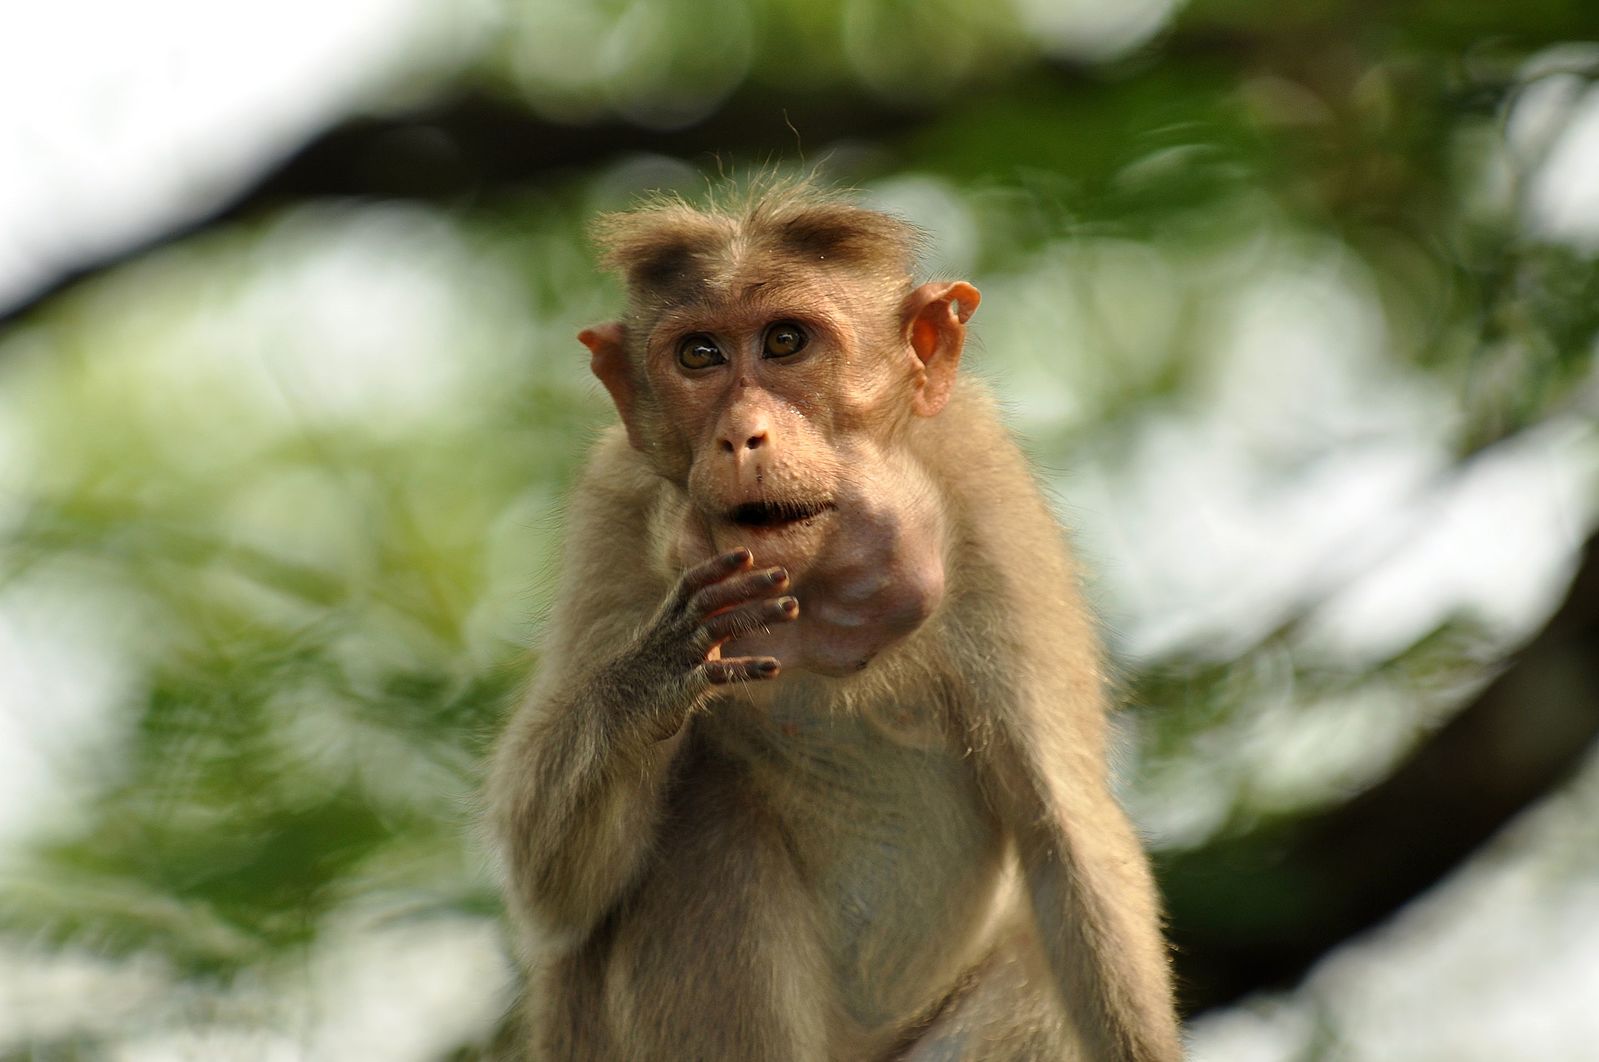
[769,568,788,584]
[760,661,779,674]
[779,597,798,612]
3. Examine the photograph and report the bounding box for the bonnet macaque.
[489,182,1182,1060]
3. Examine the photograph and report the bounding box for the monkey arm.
[979,694,1184,1062]
[488,434,795,942]
[928,391,1182,1059]
[1019,779,1183,1061]
[488,433,710,940]
[961,568,1183,1059]
[489,656,687,941]
[487,452,688,940]
[491,589,787,943]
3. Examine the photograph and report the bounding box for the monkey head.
[578,187,979,677]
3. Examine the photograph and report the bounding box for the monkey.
[487,180,1182,1061]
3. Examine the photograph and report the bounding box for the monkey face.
[580,241,979,676]
[653,297,856,574]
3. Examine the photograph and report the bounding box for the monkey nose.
[719,430,768,455]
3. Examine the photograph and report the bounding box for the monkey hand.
[615,548,798,738]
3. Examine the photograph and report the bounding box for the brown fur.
[488,183,1182,1060]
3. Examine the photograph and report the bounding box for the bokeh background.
[2,1,1598,1059]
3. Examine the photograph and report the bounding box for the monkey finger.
[701,596,799,644]
[675,549,755,600]
[703,657,781,684]
[688,565,789,619]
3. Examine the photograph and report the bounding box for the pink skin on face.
[589,272,976,680]
[672,447,948,677]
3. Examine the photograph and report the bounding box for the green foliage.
[2,0,1596,1054]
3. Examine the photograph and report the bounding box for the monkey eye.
[762,322,808,359]
[677,334,724,370]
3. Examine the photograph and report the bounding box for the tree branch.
[1162,531,1599,1015]
[0,88,932,329]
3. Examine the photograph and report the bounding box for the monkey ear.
[579,322,646,450]
[903,281,980,417]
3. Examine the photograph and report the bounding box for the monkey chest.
[689,701,1008,1028]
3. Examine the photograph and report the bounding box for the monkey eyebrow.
[650,287,821,328]
[648,305,724,342]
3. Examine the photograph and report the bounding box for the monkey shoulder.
[572,425,661,512]
[908,391,1107,709]
[540,428,678,656]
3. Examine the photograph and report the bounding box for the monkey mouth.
[727,499,836,531]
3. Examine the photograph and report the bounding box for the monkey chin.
[711,500,838,582]
[715,502,948,680]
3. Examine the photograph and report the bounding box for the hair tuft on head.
[590,173,922,303]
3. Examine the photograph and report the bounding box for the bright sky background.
[0,0,486,311]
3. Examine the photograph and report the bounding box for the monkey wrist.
[592,645,704,746]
